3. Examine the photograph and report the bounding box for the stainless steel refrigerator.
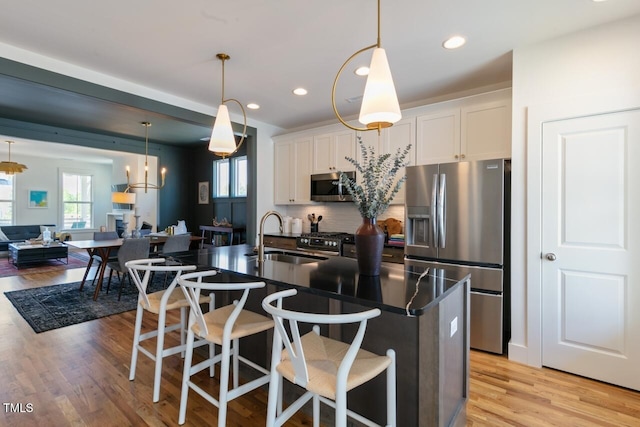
[404,159,510,354]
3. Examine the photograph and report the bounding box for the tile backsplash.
[279,203,405,235]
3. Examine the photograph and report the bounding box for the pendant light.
[208,53,247,158]
[126,122,166,193]
[331,0,401,133]
[0,141,28,174]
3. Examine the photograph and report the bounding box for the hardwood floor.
[1,264,639,426]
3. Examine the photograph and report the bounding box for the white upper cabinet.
[312,130,356,173]
[356,117,416,205]
[461,99,511,161]
[274,89,512,204]
[416,109,461,165]
[416,95,511,165]
[274,136,312,204]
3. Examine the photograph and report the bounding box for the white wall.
[509,14,640,364]
[11,152,113,240]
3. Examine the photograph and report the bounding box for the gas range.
[296,232,354,255]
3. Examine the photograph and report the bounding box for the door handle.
[546,253,557,261]
[438,173,446,248]
[431,174,438,248]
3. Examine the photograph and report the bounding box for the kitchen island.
[170,244,470,427]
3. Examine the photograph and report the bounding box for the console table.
[199,225,245,248]
[8,242,69,268]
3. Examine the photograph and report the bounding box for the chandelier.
[0,141,28,174]
[126,122,166,193]
[208,53,247,158]
[331,0,401,133]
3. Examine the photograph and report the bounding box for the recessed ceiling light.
[592,0,608,2]
[355,66,369,76]
[443,36,466,50]
[247,103,260,110]
[293,88,308,96]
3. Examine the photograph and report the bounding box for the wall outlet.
[450,317,458,337]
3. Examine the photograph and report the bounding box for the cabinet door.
[274,141,294,204]
[461,99,511,161]
[312,133,334,173]
[275,138,312,204]
[385,117,415,204]
[313,131,356,173]
[416,109,460,165]
[333,131,356,172]
[292,137,312,203]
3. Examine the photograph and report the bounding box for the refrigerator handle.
[438,173,446,248]
[431,174,438,248]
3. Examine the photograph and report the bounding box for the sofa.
[0,224,56,252]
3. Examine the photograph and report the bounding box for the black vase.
[354,217,385,276]
[356,274,382,301]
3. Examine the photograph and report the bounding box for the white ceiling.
[2,0,640,160]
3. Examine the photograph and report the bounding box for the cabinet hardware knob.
[461,154,466,159]
[454,154,459,159]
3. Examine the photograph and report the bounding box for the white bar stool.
[262,288,396,427]
[177,270,275,426]
[125,258,213,403]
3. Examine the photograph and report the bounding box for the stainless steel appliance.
[404,159,510,354]
[310,172,354,202]
[296,232,353,255]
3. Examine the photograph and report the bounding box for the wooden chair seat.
[277,331,392,400]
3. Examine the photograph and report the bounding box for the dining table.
[67,235,204,301]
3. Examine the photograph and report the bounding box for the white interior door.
[541,109,640,391]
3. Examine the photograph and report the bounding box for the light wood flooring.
[0,264,639,426]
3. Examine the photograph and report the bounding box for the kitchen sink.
[245,250,328,265]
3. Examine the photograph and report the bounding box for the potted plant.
[340,136,411,275]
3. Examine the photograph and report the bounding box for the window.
[213,155,247,198]
[62,172,93,229]
[0,173,15,225]
[213,158,230,197]
[233,156,248,197]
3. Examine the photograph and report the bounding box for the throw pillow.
[0,228,8,241]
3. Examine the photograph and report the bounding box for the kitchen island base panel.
[224,280,469,427]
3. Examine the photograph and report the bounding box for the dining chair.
[262,288,396,427]
[177,270,275,427]
[106,238,150,300]
[125,258,213,403]
[161,234,191,254]
[151,234,192,285]
[89,231,119,286]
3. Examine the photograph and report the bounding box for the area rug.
[0,251,89,278]
[4,273,168,333]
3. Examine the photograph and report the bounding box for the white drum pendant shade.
[208,104,236,153]
[358,47,401,128]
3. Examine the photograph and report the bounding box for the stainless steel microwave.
[310,172,354,202]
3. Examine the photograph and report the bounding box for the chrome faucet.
[258,210,284,263]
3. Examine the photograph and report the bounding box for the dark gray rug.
[4,274,169,333]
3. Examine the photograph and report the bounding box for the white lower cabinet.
[274,137,312,204]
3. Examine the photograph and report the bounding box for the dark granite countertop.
[170,244,468,317]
